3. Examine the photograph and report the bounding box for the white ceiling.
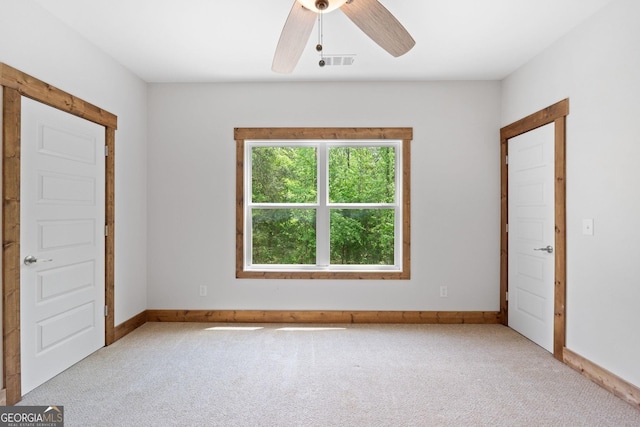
[33,0,616,83]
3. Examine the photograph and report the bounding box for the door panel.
[508,123,555,352]
[20,97,105,394]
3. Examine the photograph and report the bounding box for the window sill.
[236,269,410,280]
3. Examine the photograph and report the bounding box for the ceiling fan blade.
[272,2,317,73]
[340,0,415,57]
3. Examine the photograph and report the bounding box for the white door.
[20,96,106,394]
[508,123,555,353]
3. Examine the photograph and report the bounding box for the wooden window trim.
[1,63,117,404]
[235,127,412,280]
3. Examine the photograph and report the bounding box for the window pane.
[252,209,316,264]
[252,147,317,203]
[329,146,395,203]
[330,209,394,265]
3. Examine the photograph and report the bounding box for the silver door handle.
[533,245,553,254]
[23,255,53,265]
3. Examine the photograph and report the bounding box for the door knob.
[23,255,53,265]
[533,245,553,254]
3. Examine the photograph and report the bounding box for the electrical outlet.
[199,285,207,297]
[440,286,448,298]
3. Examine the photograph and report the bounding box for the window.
[235,128,411,279]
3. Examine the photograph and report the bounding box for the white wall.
[502,0,640,388]
[147,81,501,311]
[0,1,148,326]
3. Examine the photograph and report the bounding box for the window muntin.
[245,140,401,272]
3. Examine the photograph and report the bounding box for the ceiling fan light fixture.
[297,0,348,14]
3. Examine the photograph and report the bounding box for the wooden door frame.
[1,63,117,404]
[500,99,569,361]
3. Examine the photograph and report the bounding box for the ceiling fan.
[272,0,415,73]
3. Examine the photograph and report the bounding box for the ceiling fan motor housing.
[297,0,348,14]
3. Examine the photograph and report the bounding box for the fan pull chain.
[317,11,325,67]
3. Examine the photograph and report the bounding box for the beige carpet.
[18,323,640,426]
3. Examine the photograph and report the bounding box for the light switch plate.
[582,219,594,236]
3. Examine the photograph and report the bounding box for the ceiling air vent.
[324,55,356,66]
